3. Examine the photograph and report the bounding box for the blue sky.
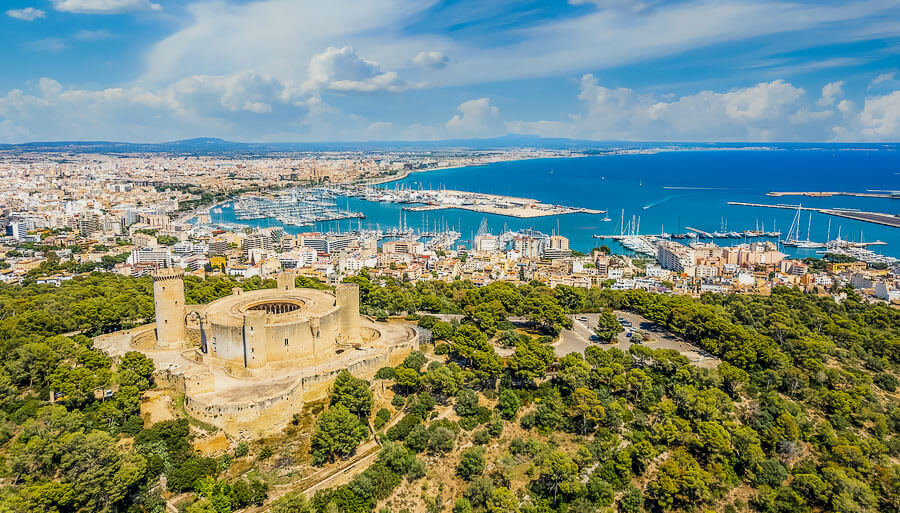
[1,0,900,142]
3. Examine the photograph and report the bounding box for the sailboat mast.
[807,212,812,242]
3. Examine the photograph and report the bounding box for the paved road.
[557,315,595,356]
[557,311,721,368]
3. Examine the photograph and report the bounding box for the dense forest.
[0,271,896,513]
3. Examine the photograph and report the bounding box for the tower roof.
[152,267,184,281]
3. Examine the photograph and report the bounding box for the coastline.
[360,145,804,187]
[357,153,586,186]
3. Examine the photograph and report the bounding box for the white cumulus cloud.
[412,50,450,70]
[303,46,410,93]
[857,91,900,139]
[817,81,844,107]
[0,73,311,142]
[509,76,840,141]
[837,99,854,115]
[51,0,161,14]
[445,98,504,137]
[6,7,46,21]
[587,76,809,139]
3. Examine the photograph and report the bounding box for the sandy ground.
[141,389,176,425]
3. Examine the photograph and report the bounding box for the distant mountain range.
[0,134,619,154]
[0,135,893,155]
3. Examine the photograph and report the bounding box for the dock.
[729,202,900,229]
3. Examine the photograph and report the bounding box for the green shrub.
[386,414,422,441]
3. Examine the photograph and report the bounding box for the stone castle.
[96,269,417,436]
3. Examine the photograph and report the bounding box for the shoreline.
[357,153,586,186]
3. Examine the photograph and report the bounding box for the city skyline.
[2,0,900,143]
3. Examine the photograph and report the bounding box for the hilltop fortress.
[96,269,417,436]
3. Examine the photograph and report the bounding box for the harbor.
[197,153,900,262]
[585,206,897,264]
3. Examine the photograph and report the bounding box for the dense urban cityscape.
[0,150,896,303]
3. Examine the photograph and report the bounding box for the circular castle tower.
[335,282,361,343]
[152,268,187,349]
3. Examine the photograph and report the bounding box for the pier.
[767,191,897,198]
[728,202,900,229]
[342,184,604,219]
[684,226,712,238]
[403,202,604,218]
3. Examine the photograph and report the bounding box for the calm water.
[211,148,900,258]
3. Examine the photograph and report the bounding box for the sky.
[1,0,900,143]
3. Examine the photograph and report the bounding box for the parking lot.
[557,310,720,368]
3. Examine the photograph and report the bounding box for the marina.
[584,205,895,263]
[200,153,900,261]
[231,189,365,226]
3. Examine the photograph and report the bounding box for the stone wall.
[181,327,419,435]
[205,299,343,370]
[131,324,158,349]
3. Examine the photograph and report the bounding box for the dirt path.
[244,401,458,511]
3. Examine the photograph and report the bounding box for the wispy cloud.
[74,29,117,41]
[6,7,46,21]
[870,71,896,88]
[25,38,67,53]
[139,0,900,88]
[51,0,161,14]
[756,57,869,77]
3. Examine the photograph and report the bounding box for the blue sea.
[211,147,900,259]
